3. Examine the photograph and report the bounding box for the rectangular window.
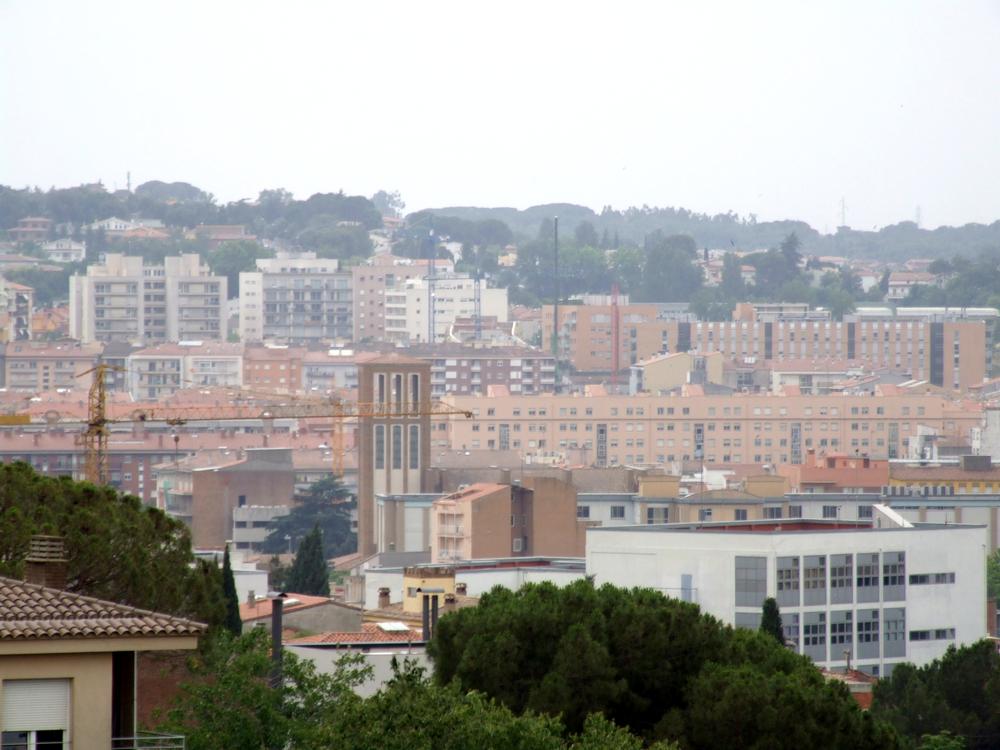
[735,612,761,630]
[764,507,782,520]
[374,425,385,470]
[803,555,827,606]
[777,556,800,607]
[884,607,906,658]
[577,505,590,519]
[734,508,748,521]
[857,553,880,603]
[788,505,802,518]
[735,556,767,607]
[409,425,420,470]
[830,553,853,605]
[410,373,420,410]
[883,552,906,601]
[783,612,800,652]
[610,505,626,520]
[822,505,839,519]
[857,609,880,659]
[830,610,853,657]
[392,425,402,469]
[803,611,827,662]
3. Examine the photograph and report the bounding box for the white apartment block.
[127,341,244,400]
[239,253,352,344]
[587,513,988,676]
[41,238,86,263]
[352,254,455,342]
[69,254,226,344]
[384,275,508,345]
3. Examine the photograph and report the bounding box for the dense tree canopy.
[206,239,274,298]
[286,525,330,596]
[263,476,355,559]
[429,580,897,748]
[0,461,224,628]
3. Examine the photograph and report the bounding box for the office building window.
[735,556,767,607]
[857,609,880,659]
[782,612,801,652]
[883,552,906,601]
[884,607,906,658]
[777,556,800,607]
[803,555,827,606]
[830,553,853,604]
[735,612,761,630]
[857,553,880,603]
[830,610,853,657]
[803,611,827,662]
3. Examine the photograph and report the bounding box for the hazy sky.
[2,1,999,231]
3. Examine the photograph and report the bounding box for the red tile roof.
[287,622,420,645]
[240,593,336,622]
[0,576,206,640]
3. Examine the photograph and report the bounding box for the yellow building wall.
[401,569,456,615]
[0,652,112,749]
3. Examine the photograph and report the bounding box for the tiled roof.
[287,622,420,645]
[240,592,338,622]
[0,576,206,640]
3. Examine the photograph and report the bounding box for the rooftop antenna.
[427,229,436,343]
[915,205,922,229]
[126,171,132,193]
[840,197,847,228]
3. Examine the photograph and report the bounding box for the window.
[764,507,782,520]
[803,555,826,605]
[787,505,802,518]
[884,607,906,658]
[409,425,420,470]
[858,505,873,520]
[735,556,767,607]
[830,610,853,655]
[374,425,385,469]
[857,553,880,603]
[698,508,712,522]
[803,611,827,662]
[610,505,626,520]
[777,556,800,607]
[909,572,955,585]
[883,552,906,601]
[822,505,839,519]
[577,505,590,519]
[392,425,403,470]
[830,553,853,604]
[734,508,748,521]
[909,629,955,641]
[782,612,801,652]
[857,609,880,659]
[735,612,761,630]
[1,679,69,750]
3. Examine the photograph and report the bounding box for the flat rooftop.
[589,519,983,534]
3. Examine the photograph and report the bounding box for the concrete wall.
[0,652,112,748]
[288,647,431,697]
[243,602,361,634]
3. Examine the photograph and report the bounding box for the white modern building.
[587,510,988,676]
[126,341,244,399]
[40,238,86,263]
[384,275,507,345]
[239,252,352,344]
[69,254,226,344]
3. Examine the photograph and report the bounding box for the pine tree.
[221,545,242,636]
[286,525,330,596]
[760,597,784,645]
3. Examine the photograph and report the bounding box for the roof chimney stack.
[24,535,68,589]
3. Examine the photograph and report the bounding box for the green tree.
[206,239,273,298]
[286,525,330,596]
[0,462,224,628]
[221,545,242,636]
[609,247,644,294]
[263,476,355,559]
[429,581,895,747]
[163,628,369,750]
[574,220,600,248]
[988,549,1000,601]
[780,232,803,269]
[760,597,784,645]
[720,252,745,298]
[637,232,703,303]
[371,189,405,218]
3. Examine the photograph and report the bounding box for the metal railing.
[111,732,186,749]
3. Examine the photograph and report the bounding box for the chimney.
[377,587,391,609]
[246,589,256,606]
[455,582,467,596]
[24,535,68,589]
[444,592,457,611]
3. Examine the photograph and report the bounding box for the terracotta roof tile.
[0,576,206,640]
[287,622,420,645]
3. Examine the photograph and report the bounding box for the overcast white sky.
[2,1,999,231]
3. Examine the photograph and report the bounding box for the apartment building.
[352,254,454,342]
[243,344,305,394]
[6,216,52,243]
[69,254,226,344]
[587,514,988,674]
[40,238,86,263]
[127,341,243,400]
[402,343,555,397]
[384,275,508,345]
[430,477,584,563]
[3,342,102,391]
[239,253,352,344]
[155,447,295,549]
[0,279,33,342]
[545,303,994,389]
[438,388,981,468]
[302,349,360,394]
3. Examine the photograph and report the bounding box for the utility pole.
[427,229,436,343]
[551,217,559,392]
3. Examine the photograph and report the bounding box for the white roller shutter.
[2,679,70,731]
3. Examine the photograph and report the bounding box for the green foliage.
[760,597,784,645]
[206,239,273,298]
[371,189,405,218]
[163,628,369,750]
[637,232,702,302]
[429,581,898,748]
[0,461,224,628]
[871,640,1000,747]
[221,546,242,637]
[574,221,600,248]
[4,264,83,306]
[263,476,355,559]
[988,549,1000,601]
[297,216,373,260]
[286,525,330,596]
[918,731,966,750]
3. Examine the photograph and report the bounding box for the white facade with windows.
[383,276,508,345]
[587,515,988,675]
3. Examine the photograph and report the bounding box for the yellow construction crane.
[77,363,472,486]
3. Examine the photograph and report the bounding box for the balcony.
[112,733,187,749]
[437,524,465,536]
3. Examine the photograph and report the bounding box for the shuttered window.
[2,679,70,732]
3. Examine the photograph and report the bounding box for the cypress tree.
[760,597,784,645]
[221,545,242,636]
[286,525,330,596]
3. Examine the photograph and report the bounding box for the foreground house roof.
[0,576,206,641]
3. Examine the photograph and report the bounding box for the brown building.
[778,451,890,493]
[351,255,453,342]
[155,447,296,549]
[6,216,52,244]
[430,477,586,562]
[544,303,992,390]
[3,341,102,391]
[243,344,306,394]
[399,342,556,397]
[357,354,431,557]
